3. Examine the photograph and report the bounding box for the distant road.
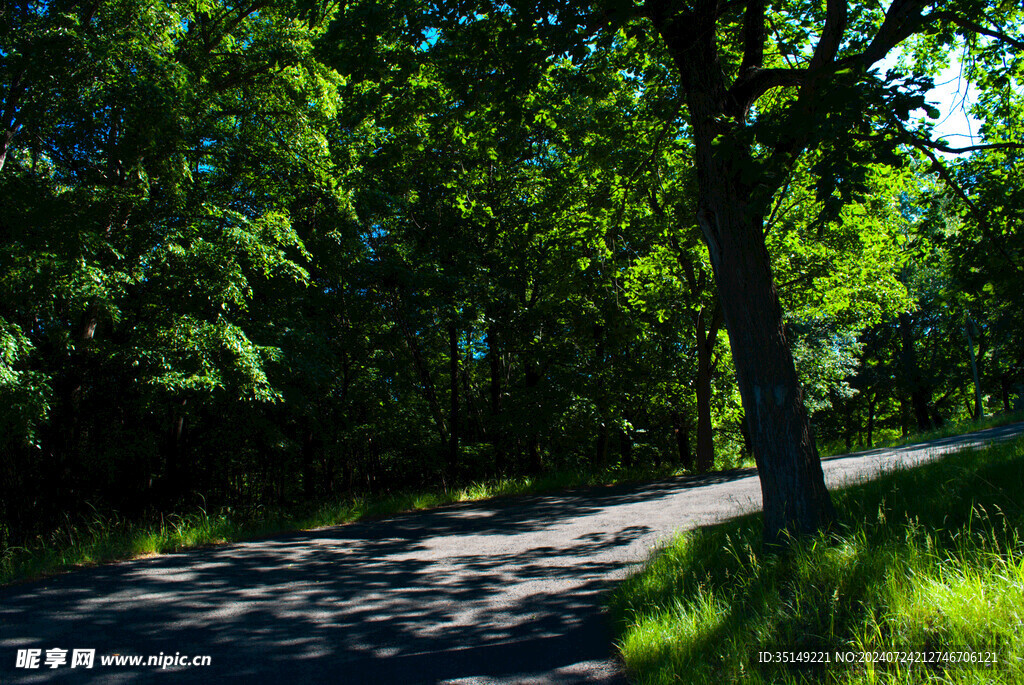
[3,422,1022,684]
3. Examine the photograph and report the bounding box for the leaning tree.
[423,0,1024,542]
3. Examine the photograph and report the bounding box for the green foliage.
[0,320,50,447]
[610,436,1024,685]
[2,0,1023,559]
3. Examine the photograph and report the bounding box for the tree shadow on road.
[0,468,759,685]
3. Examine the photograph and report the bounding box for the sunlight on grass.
[610,436,1024,685]
[0,458,685,585]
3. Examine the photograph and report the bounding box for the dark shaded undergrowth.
[1,459,684,586]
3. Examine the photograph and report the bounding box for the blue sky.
[928,59,981,144]
[878,46,982,148]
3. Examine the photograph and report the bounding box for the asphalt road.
[3,422,1022,684]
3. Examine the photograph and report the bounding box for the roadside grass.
[818,409,1024,459]
[609,433,1024,684]
[0,459,683,587]
[4,418,1020,589]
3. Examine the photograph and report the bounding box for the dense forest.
[2,0,1022,549]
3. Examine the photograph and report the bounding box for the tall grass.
[610,435,1024,684]
[0,459,683,586]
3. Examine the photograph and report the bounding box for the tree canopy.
[1,0,1022,547]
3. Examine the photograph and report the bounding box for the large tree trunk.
[697,191,835,541]
[705,200,834,539]
[650,8,835,544]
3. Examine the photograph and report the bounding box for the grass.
[0,459,684,587]
[609,432,1024,684]
[4,415,1020,594]
[818,409,1024,459]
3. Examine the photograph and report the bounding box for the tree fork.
[647,0,835,543]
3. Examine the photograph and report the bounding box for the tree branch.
[739,0,767,75]
[859,0,928,67]
[763,174,795,237]
[808,0,848,70]
[614,98,684,228]
[727,67,807,117]
[915,138,1024,154]
[851,131,1023,155]
[897,120,1023,275]
[932,13,1024,50]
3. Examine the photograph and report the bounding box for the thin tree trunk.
[899,312,933,431]
[866,392,877,448]
[487,321,505,471]
[448,323,459,478]
[694,304,721,473]
[593,324,609,469]
[165,398,187,497]
[671,409,693,470]
[57,302,102,480]
[965,321,984,420]
[525,360,543,474]
[619,409,634,468]
[302,429,316,499]
[0,70,25,174]
[393,298,448,450]
[899,398,906,437]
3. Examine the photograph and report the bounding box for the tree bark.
[651,7,835,543]
[899,312,933,431]
[448,323,460,478]
[671,408,693,470]
[694,304,720,473]
[486,321,505,471]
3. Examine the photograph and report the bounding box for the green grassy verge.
[0,461,683,587]
[610,434,1024,684]
[818,410,1024,459]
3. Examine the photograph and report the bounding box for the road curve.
[3,422,1022,684]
